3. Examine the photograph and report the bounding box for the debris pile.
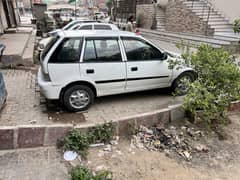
[132,125,209,161]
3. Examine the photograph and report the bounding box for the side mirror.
[161,52,168,60]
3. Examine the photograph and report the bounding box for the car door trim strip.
[95,76,169,84]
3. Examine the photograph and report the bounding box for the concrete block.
[169,104,185,122]
[18,127,45,148]
[0,127,14,150]
[44,125,73,146]
[117,117,136,136]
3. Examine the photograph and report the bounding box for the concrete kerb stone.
[168,104,185,122]
[44,124,73,146]
[0,105,185,150]
[17,126,46,148]
[0,126,15,150]
[229,101,240,112]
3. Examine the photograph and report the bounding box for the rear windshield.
[41,36,59,61]
[94,25,112,30]
[63,21,96,30]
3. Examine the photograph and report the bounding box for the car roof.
[60,30,139,38]
[78,22,114,26]
[76,23,119,30]
[63,20,97,30]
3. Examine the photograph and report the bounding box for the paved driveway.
[0,69,182,126]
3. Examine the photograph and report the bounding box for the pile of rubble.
[131,125,209,161]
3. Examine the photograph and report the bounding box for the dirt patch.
[46,101,86,124]
[66,113,240,180]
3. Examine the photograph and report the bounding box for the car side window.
[94,25,112,30]
[72,25,80,30]
[49,38,82,63]
[79,25,92,30]
[122,37,163,61]
[83,40,97,62]
[83,38,122,63]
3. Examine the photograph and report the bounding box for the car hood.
[165,50,182,59]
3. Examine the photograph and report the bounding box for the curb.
[0,104,184,150]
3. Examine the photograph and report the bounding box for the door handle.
[131,67,138,71]
[86,69,94,74]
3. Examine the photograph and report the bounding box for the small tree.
[106,0,113,15]
[170,44,240,125]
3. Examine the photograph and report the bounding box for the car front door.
[121,37,172,91]
[80,37,126,96]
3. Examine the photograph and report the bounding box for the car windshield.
[41,36,59,61]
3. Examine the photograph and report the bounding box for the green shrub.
[169,44,240,125]
[58,129,90,157]
[70,165,112,180]
[71,166,93,180]
[87,122,115,144]
[58,122,115,157]
[93,171,113,180]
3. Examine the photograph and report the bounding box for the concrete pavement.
[0,27,35,67]
[0,147,69,180]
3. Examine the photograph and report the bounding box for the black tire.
[63,85,94,112]
[172,72,195,96]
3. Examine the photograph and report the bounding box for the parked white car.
[38,30,196,112]
[68,22,119,31]
[38,23,119,52]
[48,19,98,37]
[94,12,105,20]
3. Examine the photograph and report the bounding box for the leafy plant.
[233,19,240,33]
[87,122,115,144]
[70,165,112,180]
[71,165,93,180]
[58,129,90,157]
[93,171,113,180]
[58,122,115,157]
[106,0,113,14]
[169,44,240,125]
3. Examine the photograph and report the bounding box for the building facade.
[0,0,20,34]
[112,0,136,22]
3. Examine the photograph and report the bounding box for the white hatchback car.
[38,30,196,112]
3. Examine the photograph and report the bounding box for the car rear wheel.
[172,72,195,96]
[63,85,94,112]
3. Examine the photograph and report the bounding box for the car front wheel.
[172,72,195,96]
[63,85,94,112]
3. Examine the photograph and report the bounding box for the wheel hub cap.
[69,90,90,109]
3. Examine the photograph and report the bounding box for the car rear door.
[47,37,82,85]
[80,37,126,96]
[121,37,172,91]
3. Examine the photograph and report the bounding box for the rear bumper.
[37,68,61,100]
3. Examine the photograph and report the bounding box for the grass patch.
[71,165,112,180]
